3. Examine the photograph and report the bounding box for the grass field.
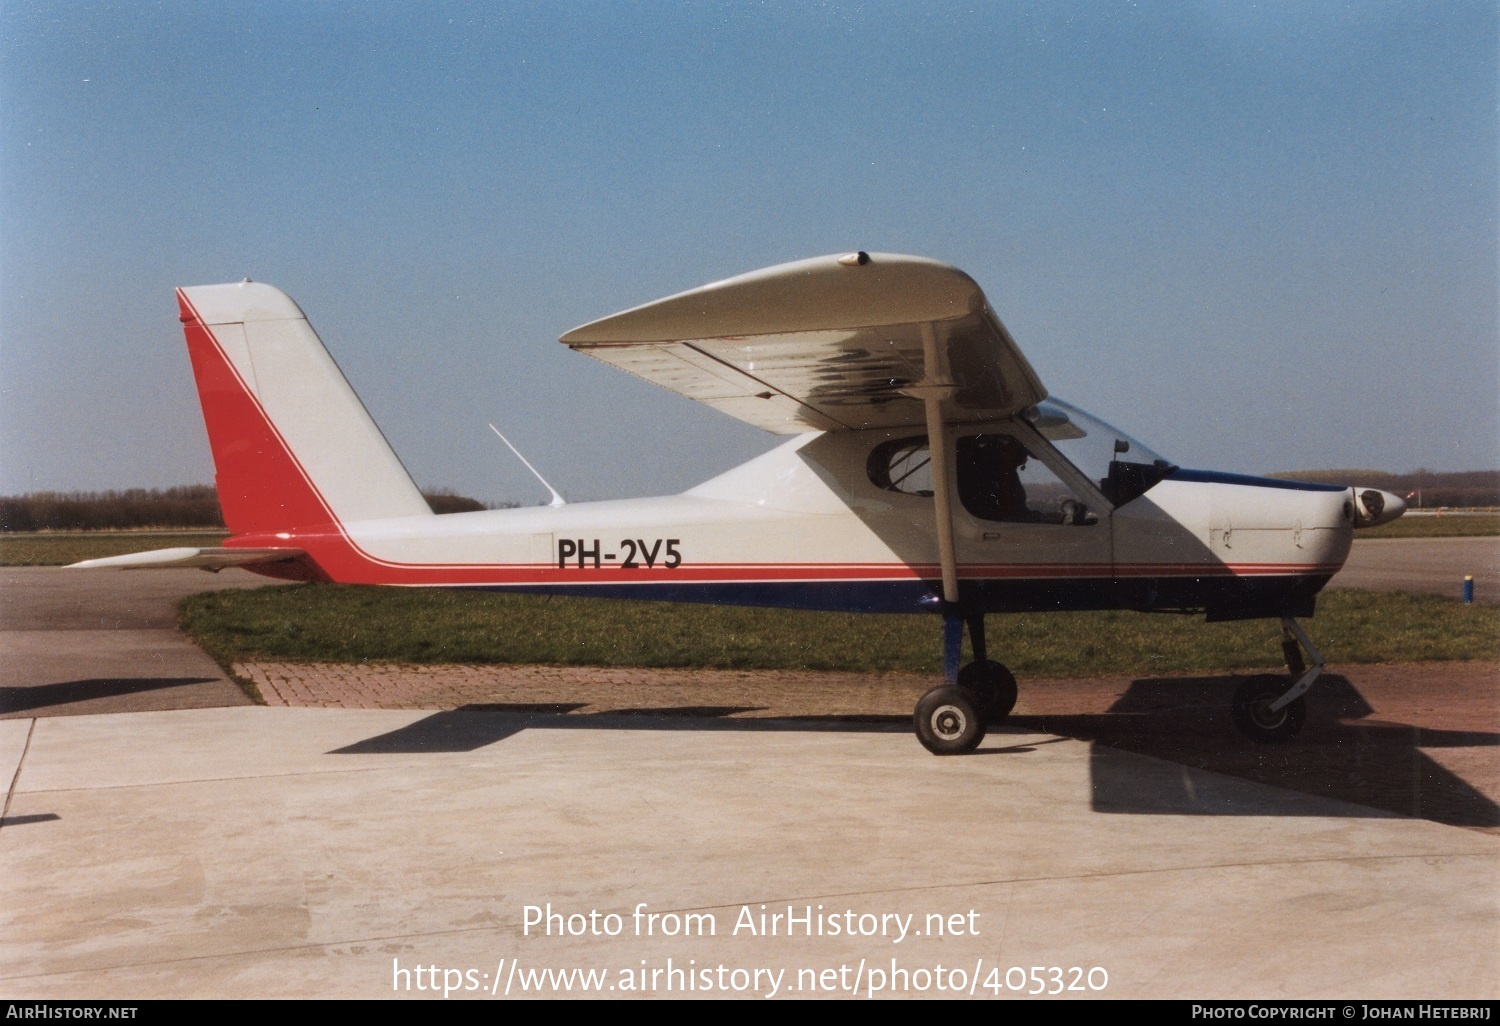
[178,585,1497,677]
[1360,514,1498,539]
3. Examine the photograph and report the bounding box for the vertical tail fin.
[177,282,431,535]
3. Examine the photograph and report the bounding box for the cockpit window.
[867,436,933,496]
[1027,398,1176,507]
[867,400,1173,512]
[956,433,1095,525]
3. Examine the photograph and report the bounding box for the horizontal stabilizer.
[67,547,305,572]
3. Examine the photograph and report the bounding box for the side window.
[956,433,1095,525]
[867,436,933,497]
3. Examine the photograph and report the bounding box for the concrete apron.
[1,708,1495,999]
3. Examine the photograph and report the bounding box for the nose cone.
[1352,487,1406,528]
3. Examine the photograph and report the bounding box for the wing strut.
[903,323,962,608]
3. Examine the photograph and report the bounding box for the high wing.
[560,252,1047,433]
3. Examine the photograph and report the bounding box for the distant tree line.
[420,489,490,515]
[1,486,491,531]
[0,486,224,532]
[1270,470,1499,508]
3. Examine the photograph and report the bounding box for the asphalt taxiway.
[0,566,268,718]
[1335,535,1497,604]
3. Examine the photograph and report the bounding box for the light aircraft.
[74,252,1406,754]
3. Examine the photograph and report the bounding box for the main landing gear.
[914,609,1015,755]
[1230,617,1325,744]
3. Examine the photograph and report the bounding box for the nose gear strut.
[1230,617,1325,744]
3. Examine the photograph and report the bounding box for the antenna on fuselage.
[488,423,566,507]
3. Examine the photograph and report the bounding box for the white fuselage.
[236,430,1356,620]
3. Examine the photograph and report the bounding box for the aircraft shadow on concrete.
[0,677,219,715]
[328,675,1499,830]
[328,703,910,754]
[1008,673,1499,829]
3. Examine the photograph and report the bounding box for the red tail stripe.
[178,290,342,540]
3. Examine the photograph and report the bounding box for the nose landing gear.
[1230,617,1325,744]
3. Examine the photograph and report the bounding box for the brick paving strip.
[234,659,1497,726]
[236,661,942,718]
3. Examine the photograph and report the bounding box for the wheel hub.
[932,705,967,740]
[1248,698,1287,730]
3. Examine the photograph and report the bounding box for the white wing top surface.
[560,253,1047,433]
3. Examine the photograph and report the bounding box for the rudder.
[177,282,431,535]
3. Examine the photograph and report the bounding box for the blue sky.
[2,1,1495,505]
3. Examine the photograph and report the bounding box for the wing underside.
[561,253,1047,433]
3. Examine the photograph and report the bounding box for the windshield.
[1026,398,1175,507]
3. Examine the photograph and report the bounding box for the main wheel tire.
[957,659,1019,722]
[915,685,986,755]
[1231,675,1307,743]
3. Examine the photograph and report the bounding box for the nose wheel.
[1229,617,1324,744]
[1231,675,1307,743]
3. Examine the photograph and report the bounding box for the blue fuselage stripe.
[469,573,1332,618]
[1166,468,1348,492]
